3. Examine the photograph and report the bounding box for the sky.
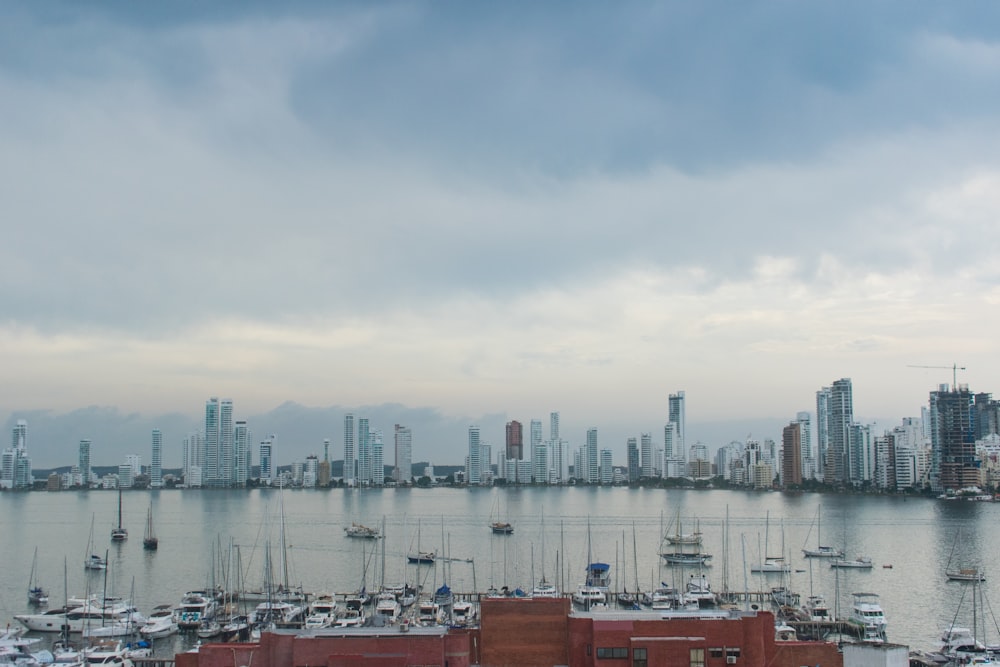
[3,2,1000,469]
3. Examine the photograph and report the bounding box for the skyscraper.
[795,411,813,480]
[358,417,371,485]
[821,379,853,485]
[505,420,523,460]
[600,449,613,484]
[550,412,560,441]
[394,424,412,484]
[78,439,92,487]
[233,420,249,486]
[815,388,831,479]
[781,422,802,487]
[204,398,220,485]
[585,428,599,484]
[371,429,384,486]
[150,429,163,488]
[2,420,32,490]
[12,420,27,451]
[626,437,639,483]
[530,419,543,481]
[668,392,686,459]
[259,438,273,484]
[467,426,481,485]
[930,383,979,493]
[640,432,653,478]
[220,399,234,486]
[343,413,356,484]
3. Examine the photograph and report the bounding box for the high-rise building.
[626,437,639,483]
[78,439,92,487]
[930,384,979,493]
[815,387,831,480]
[467,426,481,485]
[1,420,32,490]
[550,412,560,441]
[796,412,813,480]
[505,421,523,460]
[874,433,896,491]
[303,455,319,487]
[640,433,653,478]
[12,420,27,451]
[668,392,686,459]
[233,421,250,486]
[358,417,371,485]
[371,429,384,486]
[820,379,853,485]
[600,449,613,484]
[204,398,221,485]
[259,438,273,484]
[585,428,599,483]
[150,429,163,488]
[220,399,234,486]
[343,414,356,484]
[394,424,412,484]
[781,422,802,487]
[530,420,543,480]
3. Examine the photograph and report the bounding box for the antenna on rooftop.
[906,363,967,389]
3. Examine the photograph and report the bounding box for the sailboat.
[802,505,844,558]
[143,505,158,551]
[85,516,107,570]
[489,496,513,535]
[110,487,127,542]
[27,547,48,605]
[945,529,986,582]
[532,513,557,598]
[751,512,790,573]
[407,519,436,564]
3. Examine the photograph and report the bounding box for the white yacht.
[81,640,134,667]
[848,592,887,642]
[451,600,477,627]
[140,605,178,639]
[16,598,144,634]
[303,596,338,629]
[374,593,401,624]
[831,556,874,569]
[173,591,218,631]
[686,574,718,607]
[250,601,304,628]
[802,595,831,622]
[335,598,366,628]
[416,600,442,627]
[751,557,791,573]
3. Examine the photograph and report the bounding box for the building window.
[597,648,629,659]
[726,648,741,659]
[710,649,724,659]
[691,648,706,667]
[633,647,648,667]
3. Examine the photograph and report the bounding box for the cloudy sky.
[4,2,1000,468]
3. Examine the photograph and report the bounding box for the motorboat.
[848,592,887,642]
[490,521,514,535]
[82,640,134,667]
[532,579,558,598]
[802,594,831,622]
[303,596,338,629]
[139,605,177,639]
[343,523,380,539]
[451,599,476,627]
[573,586,607,607]
[686,574,718,607]
[416,600,441,626]
[249,601,304,628]
[85,554,107,571]
[374,593,401,624]
[770,586,800,608]
[647,586,675,611]
[173,591,218,630]
[335,598,365,627]
[831,556,874,569]
[16,598,144,634]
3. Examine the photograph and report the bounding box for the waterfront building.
[849,422,873,484]
[371,428,384,486]
[668,391,686,457]
[343,413,356,485]
[874,433,896,490]
[549,411,568,482]
[78,439,92,487]
[585,428,599,483]
[303,454,318,487]
[530,419,543,481]
[639,432,653,479]
[533,442,548,483]
[505,420,523,460]
[930,383,980,493]
[150,429,162,488]
[258,438,273,484]
[233,420,250,487]
[781,422,802,487]
[394,424,412,484]
[974,392,1000,440]
[467,425,481,485]
[358,417,371,485]
[203,397,231,487]
[796,411,814,480]
[182,432,202,483]
[688,459,711,477]
[1,419,32,490]
[816,386,830,480]
[118,463,133,488]
[599,448,613,484]
[819,378,853,485]
[186,465,202,488]
[626,437,639,483]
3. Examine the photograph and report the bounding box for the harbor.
[1,486,998,661]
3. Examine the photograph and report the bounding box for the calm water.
[1,487,997,653]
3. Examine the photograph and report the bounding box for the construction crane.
[907,363,966,389]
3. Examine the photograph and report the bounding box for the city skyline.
[4,4,1000,470]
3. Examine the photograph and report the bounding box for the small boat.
[335,598,365,627]
[946,530,986,581]
[751,557,791,574]
[830,556,874,569]
[196,620,222,639]
[488,496,514,534]
[303,595,338,629]
[802,594,831,622]
[407,550,436,565]
[374,592,401,624]
[142,505,158,551]
[344,522,381,539]
[82,640,134,667]
[660,552,712,566]
[110,488,128,542]
[664,512,703,546]
[173,591,218,630]
[84,554,107,571]
[416,599,441,626]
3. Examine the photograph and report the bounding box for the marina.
[1,486,999,658]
